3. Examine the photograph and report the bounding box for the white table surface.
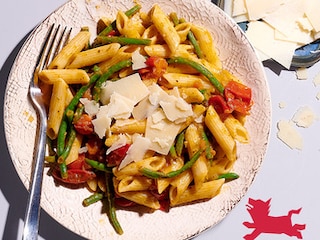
[1,1,319,239]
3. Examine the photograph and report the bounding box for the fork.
[22,24,71,240]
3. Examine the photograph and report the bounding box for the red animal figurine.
[243,198,306,239]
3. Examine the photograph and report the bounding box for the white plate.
[4,0,271,239]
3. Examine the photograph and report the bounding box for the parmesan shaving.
[118,135,151,169]
[232,0,319,69]
[100,73,150,105]
[80,98,100,116]
[105,92,135,119]
[145,109,181,155]
[132,48,147,70]
[106,134,129,155]
[292,106,316,128]
[92,115,111,139]
[277,120,303,150]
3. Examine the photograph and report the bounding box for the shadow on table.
[0,31,84,240]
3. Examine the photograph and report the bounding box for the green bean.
[95,36,151,46]
[217,172,239,180]
[169,145,177,159]
[57,120,68,156]
[169,12,180,26]
[179,18,203,59]
[93,59,133,102]
[140,150,203,179]
[85,158,112,173]
[123,4,141,19]
[167,57,224,93]
[187,31,203,58]
[65,109,74,125]
[57,126,77,164]
[175,130,185,157]
[99,4,141,36]
[105,173,123,235]
[59,161,68,179]
[83,193,104,207]
[73,105,84,123]
[201,129,214,160]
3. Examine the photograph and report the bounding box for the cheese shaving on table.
[277,120,303,150]
[232,0,320,69]
[292,106,316,128]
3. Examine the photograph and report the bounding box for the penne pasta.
[118,190,160,209]
[171,179,225,206]
[110,119,146,135]
[144,44,193,58]
[67,43,121,69]
[150,5,180,53]
[113,156,166,179]
[224,115,249,143]
[205,106,236,162]
[185,124,201,156]
[191,154,209,191]
[185,124,208,190]
[114,178,160,209]
[156,157,184,193]
[207,155,234,180]
[162,73,203,88]
[98,45,138,73]
[190,24,222,68]
[175,22,192,42]
[178,87,205,103]
[169,170,193,206]
[48,30,90,69]
[38,69,90,84]
[117,175,153,192]
[116,11,145,38]
[166,62,199,74]
[142,25,164,45]
[47,78,68,140]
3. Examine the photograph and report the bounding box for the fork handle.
[22,104,47,240]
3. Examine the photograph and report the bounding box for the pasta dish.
[39,4,253,234]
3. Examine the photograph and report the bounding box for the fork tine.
[35,24,56,73]
[37,24,73,72]
[41,24,61,70]
[52,26,73,61]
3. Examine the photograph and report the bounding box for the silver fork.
[22,24,71,240]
